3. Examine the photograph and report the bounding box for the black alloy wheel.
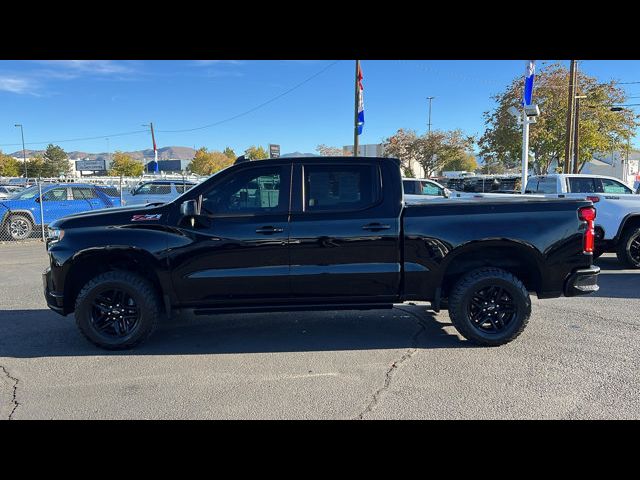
[90,288,140,339]
[467,285,517,334]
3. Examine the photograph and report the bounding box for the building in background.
[344,143,427,178]
[581,150,640,187]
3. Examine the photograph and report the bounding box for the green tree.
[222,147,236,159]
[108,151,144,176]
[479,62,638,174]
[244,145,269,160]
[187,147,234,175]
[0,152,21,177]
[442,152,478,172]
[42,144,71,177]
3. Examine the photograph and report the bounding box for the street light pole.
[14,124,28,177]
[427,96,435,134]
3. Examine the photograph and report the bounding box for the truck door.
[169,163,292,306]
[288,161,401,303]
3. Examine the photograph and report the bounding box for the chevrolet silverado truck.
[43,157,600,349]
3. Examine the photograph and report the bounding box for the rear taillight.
[578,206,597,253]
[586,195,600,203]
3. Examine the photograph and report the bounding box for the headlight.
[47,227,64,242]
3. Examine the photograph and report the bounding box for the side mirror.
[35,196,41,203]
[180,199,200,217]
[443,188,451,198]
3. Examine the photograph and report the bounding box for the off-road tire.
[448,267,531,346]
[74,270,161,350]
[615,226,640,269]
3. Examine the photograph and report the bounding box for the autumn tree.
[244,145,269,160]
[478,62,638,174]
[0,152,21,177]
[187,147,234,175]
[108,151,144,176]
[382,129,420,176]
[26,154,46,177]
[223,147,236,159]
[382,128,475,177]
[442,152,478,172]
[316,144,351,156]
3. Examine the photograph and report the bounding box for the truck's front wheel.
[615,226,640,269]
[74,271,161,350]
[447,268,531,346]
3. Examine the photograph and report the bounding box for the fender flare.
[614,213,640,242]
[0,209,38,228]
[437,238,546,290]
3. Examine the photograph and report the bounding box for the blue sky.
[1,60,639,155]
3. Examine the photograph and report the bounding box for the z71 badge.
[131,214,162,222]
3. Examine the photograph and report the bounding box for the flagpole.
[354,59,360,156]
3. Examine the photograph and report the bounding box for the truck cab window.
[568,177,597,193]
[304,164,378,212]
[201,167,286,215]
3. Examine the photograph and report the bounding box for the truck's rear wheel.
[447,268,531,346]
[615,227,640,269]
[74,271,161,349]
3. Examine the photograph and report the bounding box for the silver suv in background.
[123,180,197,206]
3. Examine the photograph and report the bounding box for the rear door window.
[72,187,98,199]
[568,177,597,193]
[304,164,379,212]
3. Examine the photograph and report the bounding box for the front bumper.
[43,267,66,315]
[564,265,600,297]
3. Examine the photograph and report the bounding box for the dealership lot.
[0,241,638,419]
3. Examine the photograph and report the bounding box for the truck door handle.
[255,226,284,234]
[362,223,391,231]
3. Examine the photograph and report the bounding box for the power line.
[0,60,341,148]
[157,60,340,134]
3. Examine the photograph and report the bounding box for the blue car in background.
[0,183,121,240]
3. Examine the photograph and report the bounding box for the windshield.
[9,185,40,200]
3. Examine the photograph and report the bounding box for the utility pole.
[14,124,28,177]
[573,95,587,173]
[427,96,435,134]
[564,60,578,173]
[353,60,360,156]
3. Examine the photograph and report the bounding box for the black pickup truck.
[43,157,600,349]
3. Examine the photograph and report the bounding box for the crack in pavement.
[354,306,428,420]
[1,365,20,420]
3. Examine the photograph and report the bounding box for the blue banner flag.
[523,60,535,106]
[357,63,365,135]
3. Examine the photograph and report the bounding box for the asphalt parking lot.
[0,241,638,419]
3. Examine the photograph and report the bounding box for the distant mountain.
[8,146,198,162]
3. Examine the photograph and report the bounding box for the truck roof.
[530,173,626,182]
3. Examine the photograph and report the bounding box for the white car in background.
[0,185,22,200]
[402,178,452,202]
[525,173,640,267]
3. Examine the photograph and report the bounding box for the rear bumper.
[43,267,66,315]
[564,265,600,297]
